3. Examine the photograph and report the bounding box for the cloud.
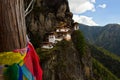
[69,0,96,14]
[73,15,99,26]
[98,4,107,9]
[91,0,96,3]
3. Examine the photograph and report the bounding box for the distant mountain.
[79,24,120,56]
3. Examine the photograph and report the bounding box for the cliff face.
[25,0,73,47]
[41,41,83,80]
[25,0,93,80]
[37,40,93,80]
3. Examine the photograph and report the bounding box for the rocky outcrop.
[25,0,73,47]
[25,0,93,80]
[42,41,83,80]
[38,40,93,80]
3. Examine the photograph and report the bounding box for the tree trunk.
[0,0,27,52]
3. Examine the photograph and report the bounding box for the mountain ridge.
[79,23,120,56]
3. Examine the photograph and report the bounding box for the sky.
[69,0,120,26]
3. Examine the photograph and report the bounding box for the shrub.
[71,30,86,57]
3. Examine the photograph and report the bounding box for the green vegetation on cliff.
[71,30,120,80]
[71,30,86,57]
